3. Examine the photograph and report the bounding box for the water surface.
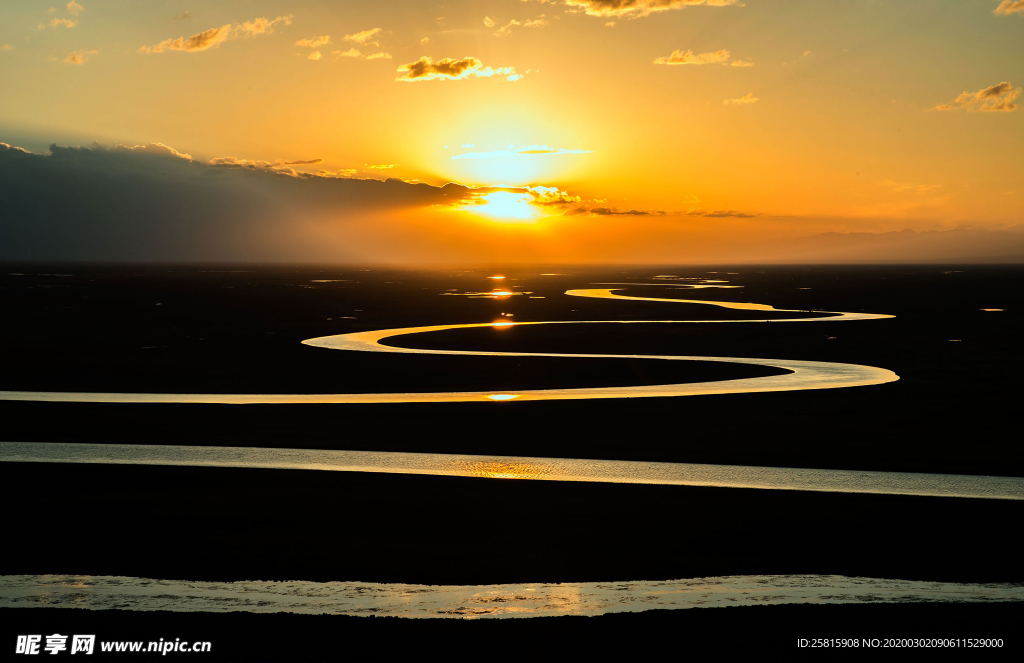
[2,574,1020,619]
[3,442,1020,500]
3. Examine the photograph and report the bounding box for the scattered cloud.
[332,48,390,60]
[451,144,592,159]
[495,19,520,36]
[396,56,519,82]
[365,164,397,170]
[296,35,331,48]
[140,24,231,53]
[723,92,759,105]
[654,49,729,65]
[483,16,496,28]
[139,15,292,53]
[237,15,292,37]
[49,18,77,28]
[994,0,1024,15]
[343,28,382,46]
[420,37,430,45]
[653,49,752,67]
[802,50,812,57]
[175,11,190,20]
[605,21,617,27]
[64,49,97,64]
[1,44,14,52]
[461,143,474,148]
[66,1,84,16]
[565,0,740,19]
[494,17,548,37]
[687,209,758,218]
[308,50,321,60]
[932,81,1020,112]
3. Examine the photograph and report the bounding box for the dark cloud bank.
[0,142,468,262]
[2,142,1023,264]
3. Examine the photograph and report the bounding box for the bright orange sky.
[1,1,1022,263]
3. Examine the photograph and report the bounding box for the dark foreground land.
[1,264,1022,659]
[0,263,1022,475]
[3,463,1022,584]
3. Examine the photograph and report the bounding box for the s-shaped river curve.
[0,285,898,404]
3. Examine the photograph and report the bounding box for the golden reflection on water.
[7,574,1023,618]
[439,291,522,298]
[461,460,552,480]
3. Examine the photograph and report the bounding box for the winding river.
[3,280,1021,618]
[0,282,898,404]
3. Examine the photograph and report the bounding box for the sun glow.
[464,192,540,221]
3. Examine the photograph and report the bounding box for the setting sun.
[463,191,540,221]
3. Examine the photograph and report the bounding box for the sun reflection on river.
[460,460,552,480]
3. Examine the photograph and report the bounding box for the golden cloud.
[296,35,331,48]
[494,17,548,37]
[343,28,383,46]
[1,142,32,153]
[654,49,730,65]
[139,15,292,53]
[64,49,97,65]
[237,15,293,36]
[723,92,759,105]
[332,48,391,60]
[565,0,739,19]
[396,56,518,82]
[686,209,758,218]
[208,155,326,174]
[139,25,232,53]
[112,142,193,160]
[994,0,1024,15]
[66,1,84,16]
[933,81,1020,113]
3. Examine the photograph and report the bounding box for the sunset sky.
[1,0,1022,263]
